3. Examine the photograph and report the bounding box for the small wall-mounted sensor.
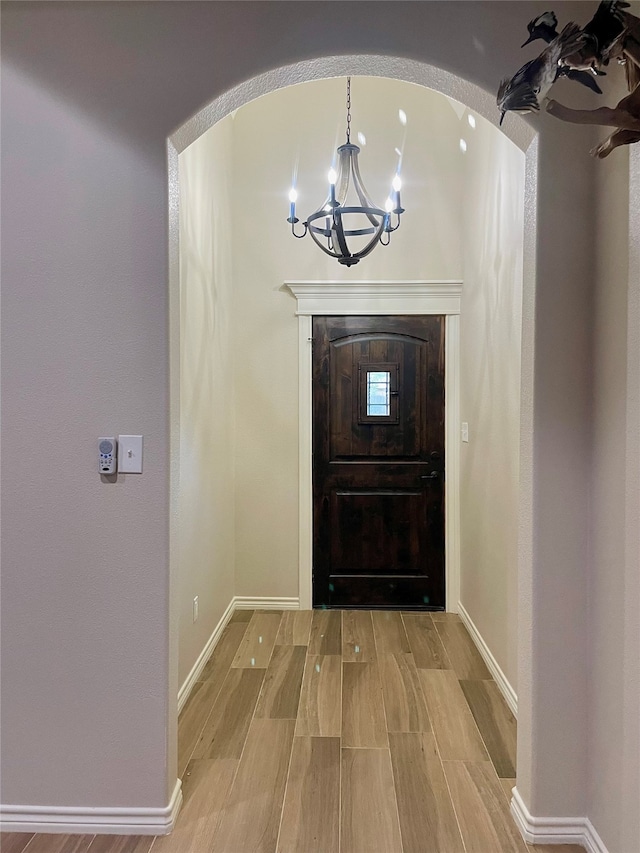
[99,437,117,474]
[118,435,143,473]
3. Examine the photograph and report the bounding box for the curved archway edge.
[167,54,538,830]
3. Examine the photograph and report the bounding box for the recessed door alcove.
[168,55,536,827]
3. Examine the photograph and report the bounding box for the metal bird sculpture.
[504,1,640,157]
[616,9,640,91]
[560,0,630,73]
[522,11,560,47]
[497,21,582,125]
[522,11,605,93]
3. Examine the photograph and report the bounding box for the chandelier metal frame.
[287,78,404,267]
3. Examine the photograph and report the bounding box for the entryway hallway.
[1,610,585,853]
[170,608,580,853]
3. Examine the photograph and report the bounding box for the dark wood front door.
[312,315,445,610]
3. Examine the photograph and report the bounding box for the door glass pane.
[367,371,391,416]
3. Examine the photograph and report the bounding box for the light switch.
[118,435,143,473]
[461,422,469,443]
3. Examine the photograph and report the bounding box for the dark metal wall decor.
[497,1,640,157]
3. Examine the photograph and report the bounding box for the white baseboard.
[177,597,236,714]
[0,779,182,836]
[582,820,610,853]
[458,600,518,718]
[233,596,300,610]
[510,787,609,853]
[178,596,301,713]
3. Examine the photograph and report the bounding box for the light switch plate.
[461,422,469,443]
[118,435,143,473]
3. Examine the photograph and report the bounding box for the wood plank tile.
[342,662,388,748]
[199,621,249,684]
[500,778,516,802]
[296,655,341,737]
[418,669,489,761]
[177,679,220,776]
[19,836,93,853]
[430,611,461,622]
[231,611,283,668]
[212,718,295,853]
[443,760,528,853]
[255,645,306,719]
[0,835,34,853]
[341,747,403,853]
[433,620,491,679]
[88,836,154,853]
[372,610,410,654]
[229,608,254,622]
[342,610,377,662]
[527,846,586,852]
[151,757,237,853]
[308,609,341,655]
[276,610,313,645]
[461,679,517,778]
[277,737,340,853]
[192,667,264,759]
[379,653,431,732]
[389,732,465,853]
[402,612,452,669]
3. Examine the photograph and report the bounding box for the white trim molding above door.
[285,280,463,612]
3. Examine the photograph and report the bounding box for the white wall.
[589,63,640,850]
[460,116,525,691]
[178,117,236,687]
[230,77,464,599]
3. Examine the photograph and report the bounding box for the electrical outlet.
[193,595,199,623]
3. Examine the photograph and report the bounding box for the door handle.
[420,472,439,479]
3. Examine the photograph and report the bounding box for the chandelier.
[287,78,404,267]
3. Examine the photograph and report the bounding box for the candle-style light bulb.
[288,187,298,222]
[391,173,402,214]
[328,168,337,206]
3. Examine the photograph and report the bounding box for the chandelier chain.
[346,77,351,143]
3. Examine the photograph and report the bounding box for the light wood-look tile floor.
[1,610,586,853]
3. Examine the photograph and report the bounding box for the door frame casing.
[285,280,462,611]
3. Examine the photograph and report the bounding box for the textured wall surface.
[590,144,630,853]
[3,5,636,851]
[460,118,524,693]
[2,58,172,808]
[589,70,640,850]
[178,118,236,688]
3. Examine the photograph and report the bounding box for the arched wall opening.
[167,54,537,823]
